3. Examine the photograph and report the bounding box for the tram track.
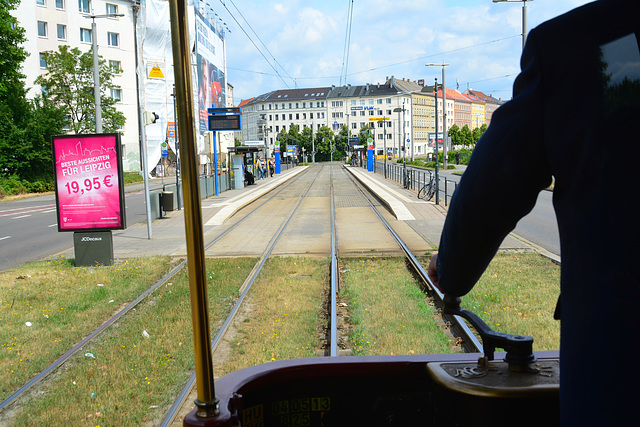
[161,166,327,425]
[343,169,482,353]
[0,167,317,417]
[1,164,481,424]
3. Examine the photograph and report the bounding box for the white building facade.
[13,0,141,171]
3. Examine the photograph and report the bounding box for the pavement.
[59,163,541,261]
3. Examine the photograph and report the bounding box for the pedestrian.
[254,156,263,180]
[427,1,639,425]
[455,151,459,165]
[243,162,254,185]
[269,157,275,177]
[261,157,267,178]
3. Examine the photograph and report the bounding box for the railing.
[372,160,457,206]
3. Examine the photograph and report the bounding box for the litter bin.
[161,192,174,211]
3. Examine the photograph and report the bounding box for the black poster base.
[73,231,114,267]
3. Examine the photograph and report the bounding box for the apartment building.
[464,89,504,126]
[240,87,331,159]
[13,0,140,171]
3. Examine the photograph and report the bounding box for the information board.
[51,133,126,232]
[208,114,241,131]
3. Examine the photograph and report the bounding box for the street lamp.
[426,63,449,169]
[393,105,407,188]
[493,0,532,50]
[85,11,124,133]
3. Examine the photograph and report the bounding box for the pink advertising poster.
[52,134,126,232]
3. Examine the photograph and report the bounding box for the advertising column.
[367,137,374,172]
[52,133,126,266]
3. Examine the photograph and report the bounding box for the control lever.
[443,294,537,371]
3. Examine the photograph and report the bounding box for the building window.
[39,53,47,68]
[57,24,66,40]
[80,28,91,43]
[275,114,279,120]
[56,0,64,9]
[37,21,47,38]
[110,88,122,102]
[106,3,118,15]
[37,0,45,6]
[107,32,119,47]
[109,60,121,73]
[78,0,90,14]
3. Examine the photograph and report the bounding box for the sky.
[205,0,593,105]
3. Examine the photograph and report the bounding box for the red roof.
[237,98,254,108]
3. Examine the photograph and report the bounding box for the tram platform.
[58,163,542,262]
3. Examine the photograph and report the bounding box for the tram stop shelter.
[228,142,267,189]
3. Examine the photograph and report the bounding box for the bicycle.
[403,171,411,189]
[417,171,436,201]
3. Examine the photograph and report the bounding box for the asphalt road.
[0,170,561,272]
[438,167,560,256]
[0,186,150,272]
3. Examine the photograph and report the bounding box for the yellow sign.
[369,117,390,121]
[149,62,165,79]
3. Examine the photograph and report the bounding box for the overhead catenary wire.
[215,0,293,88]
[339,0,355,86]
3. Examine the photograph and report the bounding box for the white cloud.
[219,0,592,103]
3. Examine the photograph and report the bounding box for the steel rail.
[0,169,309,416]
[161,166,325,426]
[0,261,186,413]
[344,168,482,353]
[329,165,339,357]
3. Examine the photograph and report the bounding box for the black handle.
[443,294,536,368]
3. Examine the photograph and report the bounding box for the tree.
[448,124,461,146]
[35,45,125,134]
[358,124,372,144]
[314,126,334,160]
[0,0,66,182]
[472,123,488,144]
[460,124,473,147]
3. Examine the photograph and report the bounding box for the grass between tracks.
[0,253,560,424]
[461,253,561,351]
[341,257,454,355]
[218,257,329,375]
[0,256,257,426]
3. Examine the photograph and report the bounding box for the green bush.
[0,175,53,198]
[123,172,144,185]
[448,149,473,165]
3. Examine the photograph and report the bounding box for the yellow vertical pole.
[168,0,218,418]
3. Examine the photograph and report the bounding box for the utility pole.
[434,78,440,205]
[426,63,449,169]
[86,10,124,133]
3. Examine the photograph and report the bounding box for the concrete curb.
[205,166,308,226]
[344,166,415,221]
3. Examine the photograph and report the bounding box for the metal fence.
[372,160,457,206]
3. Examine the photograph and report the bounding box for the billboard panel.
[196,10,226,135]
[52,134,126,232]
